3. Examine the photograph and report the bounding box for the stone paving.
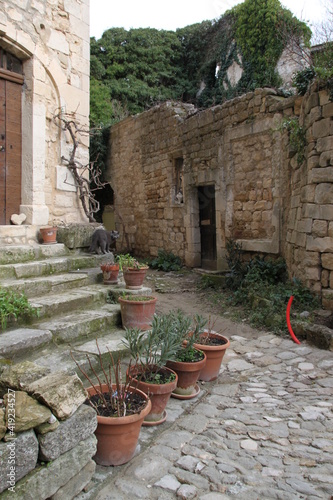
[78,333,333,500]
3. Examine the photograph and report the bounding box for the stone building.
[108,84,333,309]
[0,0,90,244]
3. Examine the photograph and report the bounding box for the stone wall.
[1,0,90,227]
[0,362,97,498]
[285,82,333,309]
[108,86,333,307]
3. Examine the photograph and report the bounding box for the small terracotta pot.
[100,263,120,284]
[166,350,206,398]
[123,267,148,289]
[128,365,178,425]
[118,295,157,330]
[194,332,230,382]
[87,384,151,466]
[40,226,57,244]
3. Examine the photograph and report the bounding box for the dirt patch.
[145,268,262,341]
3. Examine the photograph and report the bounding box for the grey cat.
[89,229,120,254]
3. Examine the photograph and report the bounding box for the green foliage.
[116,254,148,270]
[150,249,182,272]
[292,67,316,95]
[221,240,319,333]
[280,117,306,165]
[0,288,38,331]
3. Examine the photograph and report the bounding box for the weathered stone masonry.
[108,85,333,308]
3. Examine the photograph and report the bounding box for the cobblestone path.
[81,333,333,500]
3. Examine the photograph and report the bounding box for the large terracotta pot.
[166,350,206,399]
[40,226,57,244]
[100,263,120,284]
[118,295,157,330]
[87,384,151,466]
[128,365,178,425]
[194,332,230,382]
[123,267,148,289]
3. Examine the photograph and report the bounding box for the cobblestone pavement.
[80,333,333,500]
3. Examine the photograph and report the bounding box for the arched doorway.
[0,48,23,225]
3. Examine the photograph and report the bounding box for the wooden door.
[0,78,22,225]
[198,185,217,270]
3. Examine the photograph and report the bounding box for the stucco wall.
[108,86,333,307]
[1,0,90,226]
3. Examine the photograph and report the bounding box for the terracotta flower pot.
[40,226,57,244]
[118,295,157,330]
[123,267,148,289]
[86,384,151,466]
[100,263,120,284]
[128,365,178,425]
[166,350,206,399]
[194,331,230,382]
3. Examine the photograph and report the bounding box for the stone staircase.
[0,244,152,381]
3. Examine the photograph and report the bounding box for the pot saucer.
[171,383,200,400]
[142,410,167,426]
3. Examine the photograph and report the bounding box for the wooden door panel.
[0,79,5,224]
[198,185,217,270]
[0,79,22,224]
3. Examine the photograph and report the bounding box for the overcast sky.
[90,0,328,40]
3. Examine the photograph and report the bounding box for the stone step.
[0,272,93,298]
[0,243,69,265]
[34,305,121,344]
[29,285,111,319]
[0,252,112,280]
[12,329,129,381]
[0,328,53,358]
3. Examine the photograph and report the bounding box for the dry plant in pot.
[71,340,151,466]
[122,314,181,425]
[100,261,120,285]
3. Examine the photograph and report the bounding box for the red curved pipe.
[286,296,301,344]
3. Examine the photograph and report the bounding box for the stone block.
[38,404,97,461]
[322,289,333,311]
[300,185,315,203]
[27,372,87,420]
[312,118,331,139]
[322,253,333,271]
[4,391,52,432]
[0,430,38,494]
[1,435,97,500]
[0,362,51,395]
[316,136,333,153]
[50,459,96,500]
[312,220,328,237]
[309,167,333,183]
[319,151,333,167]
[322,101,333,118]
[57,223,101,249]
[306,236,333,252]
[315,183,333,204]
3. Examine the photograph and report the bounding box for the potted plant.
[100,261,120,285]
[118,294,157,330]
[39,225,58,244]
[70,341,151,466]
[122,316,180,425]
[153,310,207,399]
[192,316,230,382]
[116,254,149,289]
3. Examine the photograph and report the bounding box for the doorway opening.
[198,185,217,270]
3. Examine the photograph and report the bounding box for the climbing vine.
[280,117,306,166]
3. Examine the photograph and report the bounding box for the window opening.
[174,157,184,204]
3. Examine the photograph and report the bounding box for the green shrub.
[150,249,182,272]
[0,288,38,331]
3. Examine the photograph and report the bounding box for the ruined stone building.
[0,0,90,244]
[108,84,333,309]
